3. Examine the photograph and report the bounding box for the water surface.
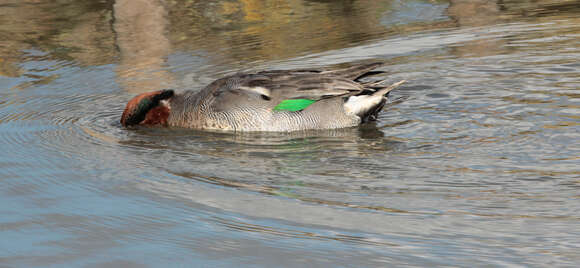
[1,0,579,266]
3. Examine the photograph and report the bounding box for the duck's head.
[121,90,174,127]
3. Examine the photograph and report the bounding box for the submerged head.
[120,90,174,127]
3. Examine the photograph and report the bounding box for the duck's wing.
[256,61,385,80]
[208,62,386,112]
[208,72,363,112]
[320,62,386,80]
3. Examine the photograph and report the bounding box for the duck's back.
[168,63,395,131]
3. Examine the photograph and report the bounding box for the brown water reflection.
[113,0,173,93]
[0,0,438,85]
[2,0,578,85]
[167,0,396,60]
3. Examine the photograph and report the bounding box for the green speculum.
[273,99,316,112]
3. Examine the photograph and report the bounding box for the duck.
[120,62,405,132]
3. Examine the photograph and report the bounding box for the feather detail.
[273,99,316,112]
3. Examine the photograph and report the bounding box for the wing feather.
[207,63,384,111]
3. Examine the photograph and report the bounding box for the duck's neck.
[142,100,171,126]
[166,90,206,128]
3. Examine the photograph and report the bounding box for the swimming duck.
[121,62,405,132]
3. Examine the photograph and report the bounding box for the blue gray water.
[1,0,579,267]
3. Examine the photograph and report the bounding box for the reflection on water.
[114,0,174,93]
[1,0,580,266]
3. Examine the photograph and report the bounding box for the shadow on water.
[115,121,407,186]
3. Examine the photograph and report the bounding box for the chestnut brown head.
[120,90,174,127]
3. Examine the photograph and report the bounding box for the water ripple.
[1,2,579,266]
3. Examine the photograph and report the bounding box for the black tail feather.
[360,98,386,123]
